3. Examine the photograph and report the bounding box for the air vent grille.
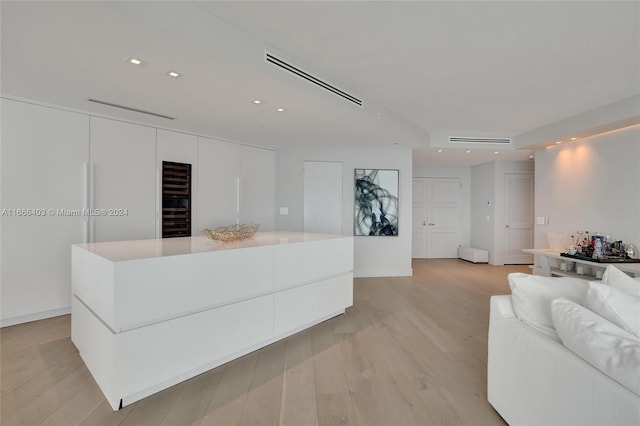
[88,99,174,120]
[449,136,512,144]
[265,52,362,107]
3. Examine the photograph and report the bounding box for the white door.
[90,117,156,242]
[304,161,343,234]
[412,178,428,258]
[412,178,461,258]
[504,173,534,264]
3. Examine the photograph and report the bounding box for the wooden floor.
[1,259,529,426]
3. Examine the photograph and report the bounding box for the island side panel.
[71,296,119,410]
[72,245,116,328]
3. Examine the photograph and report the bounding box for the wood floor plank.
[198,352,258,426]
[238,341,286,426]
[0,260,530,426]
[39,379,105,426]
[316,393,359,426]
[160,368,224,426]
[118,380,187,426]
[279,330,318,426]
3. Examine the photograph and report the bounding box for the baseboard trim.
[1,306,71,328]
[354,268,413,278]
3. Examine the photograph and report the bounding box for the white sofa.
[488,294,640,426]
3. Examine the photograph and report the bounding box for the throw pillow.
[507,273,589,340]
[585,281,640,337]
[551,298,640,398]
[602,264,640,296]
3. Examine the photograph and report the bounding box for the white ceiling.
[2,1,638,167]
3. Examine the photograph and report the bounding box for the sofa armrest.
[490,294,515,319]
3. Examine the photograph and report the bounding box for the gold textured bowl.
[202,224,260,242]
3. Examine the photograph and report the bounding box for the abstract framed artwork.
[354,169,399,236]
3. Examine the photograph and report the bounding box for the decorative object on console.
[561,231,640,263]
[354,168,399,236]
[202,223,259,242]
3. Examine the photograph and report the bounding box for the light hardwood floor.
[1,259,530,426]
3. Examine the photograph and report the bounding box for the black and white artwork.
[354,169,399,236]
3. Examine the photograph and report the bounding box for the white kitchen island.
[71,232,353,410]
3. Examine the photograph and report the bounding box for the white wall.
[412,165,472,250]
[277,146,413,277]
[534,126,640,249]
[470,162,495,260]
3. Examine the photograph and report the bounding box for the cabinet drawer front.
[273,273,353,336]
[274,238,353,290]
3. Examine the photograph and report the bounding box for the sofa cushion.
[585,281,640,337]
[551,298,640,397]
[602,265,640,296]
[508,273,589,340]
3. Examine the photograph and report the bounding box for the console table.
[71,232,353,410]
[523,248,640,279]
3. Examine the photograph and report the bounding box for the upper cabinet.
[197,138,276,232]
[89,117,156,242]
[240,146,276,231]
[197,137,242,231]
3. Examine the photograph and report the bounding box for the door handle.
[506,224,510,228]
[429,223,435,226]
[423,220,427,226]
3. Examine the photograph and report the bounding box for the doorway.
[412,178,462,258]
[503,173,534,264]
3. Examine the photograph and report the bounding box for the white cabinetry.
[1,98,88,325]
[197,137,240,230]
[240,146,276,231]
[89,117,156,242]
[197,138,275,232]
[156,130,198,236]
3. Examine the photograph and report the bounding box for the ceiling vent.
[88,99,174,120]
[265,52,363,107]
[449,136,512,145]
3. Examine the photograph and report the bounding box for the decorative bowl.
[202,223,260,242]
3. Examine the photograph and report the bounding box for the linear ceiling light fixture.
[449,136,512,145]
[88,98,174,120]
[265,52,363,107]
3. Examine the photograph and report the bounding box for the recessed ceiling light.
[529,155,534,158]
[166,71,182,78]
[252,99,262,104]
[494,151,499,154]
[126,57,144,66]
[465,150,471,153]
[555,141,563,144]
[570,137,577,140]
[276,108,285,112]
